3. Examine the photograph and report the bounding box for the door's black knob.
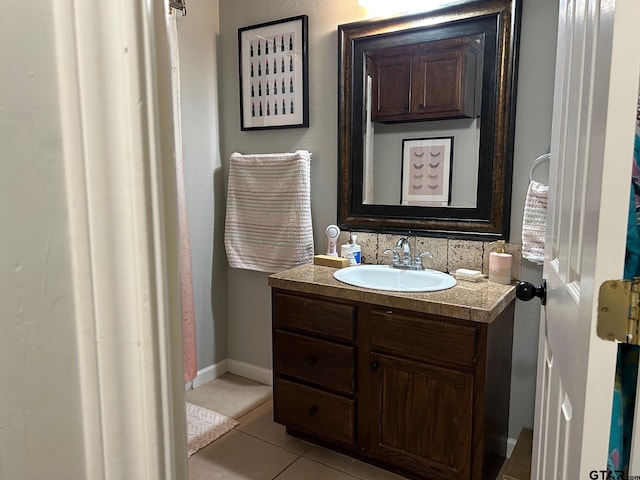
[370,361,380,372]
[307,405,319,416]
[307,356,317,366]
[515,279,547,305]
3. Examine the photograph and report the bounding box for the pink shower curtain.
[168,10,197,383]
[177,157,197,383]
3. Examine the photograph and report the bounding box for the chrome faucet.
[395,237,412,266]
[383,237,433,270]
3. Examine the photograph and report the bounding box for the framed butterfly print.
[401,137,454,206]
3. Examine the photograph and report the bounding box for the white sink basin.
[333,265,457,292]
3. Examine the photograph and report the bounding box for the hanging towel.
[224,150,314,273]
[522,179,549,264]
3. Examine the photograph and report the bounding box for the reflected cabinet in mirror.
[338,0,520,240]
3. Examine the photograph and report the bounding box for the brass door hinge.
[597,279,640,345]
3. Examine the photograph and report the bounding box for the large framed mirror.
[338,0,520,240]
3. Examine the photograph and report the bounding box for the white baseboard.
[191,359,228,389]
[227,359,273,386]
[506,437,517,458]
[185,359,272,389]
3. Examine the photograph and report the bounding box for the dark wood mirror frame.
[338,0,521,240]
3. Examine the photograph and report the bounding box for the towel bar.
[529,153,550,182]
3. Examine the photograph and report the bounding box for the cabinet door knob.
[405,104,409,110]
[307,356,318,366]
[370,361,380,372]
[419,103,425,109]
[307,405,319,416]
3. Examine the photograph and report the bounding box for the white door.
[531,0,640,478]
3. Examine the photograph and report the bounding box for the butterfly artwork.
[401,137,454,206]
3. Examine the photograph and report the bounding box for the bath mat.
[186,402,238,457]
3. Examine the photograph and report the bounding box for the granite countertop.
[268,264,516,324]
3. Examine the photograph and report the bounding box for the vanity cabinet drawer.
[274,378,355,445]
[274,330,355,394]
[273,292,355,341]
[370,310,477,369]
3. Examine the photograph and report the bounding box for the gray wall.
[508,0,557,440]
[177,0,227,369]
[219,0,367,368]
[214,0,558,440]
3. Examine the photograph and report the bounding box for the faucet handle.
[383,249,400,266]
[414,251,434,270]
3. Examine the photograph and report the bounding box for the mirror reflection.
[338,0,520,239]
[364,34,483,208]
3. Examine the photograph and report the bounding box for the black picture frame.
[238,15,309,131]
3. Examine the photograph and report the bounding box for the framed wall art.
[238,15,309,131]
[401,137,454,206]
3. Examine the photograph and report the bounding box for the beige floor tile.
[236,399,311,454]
[303,445,409,480]
[188,429,297,480]
[185,373,272,419]
[305,444,508,480]
[275,457,360,480]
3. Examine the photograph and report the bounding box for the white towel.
[224,150,314,273]
[522,180,548,264]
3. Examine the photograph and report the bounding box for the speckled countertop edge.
[268,264,516,324]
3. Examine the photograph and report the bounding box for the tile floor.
[186,373,506,480]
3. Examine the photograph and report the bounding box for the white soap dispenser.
[341,233,362,265]
[488,240,512,285]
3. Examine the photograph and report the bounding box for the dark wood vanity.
[269,265,515,480]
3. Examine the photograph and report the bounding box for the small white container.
[340,234,361,265]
